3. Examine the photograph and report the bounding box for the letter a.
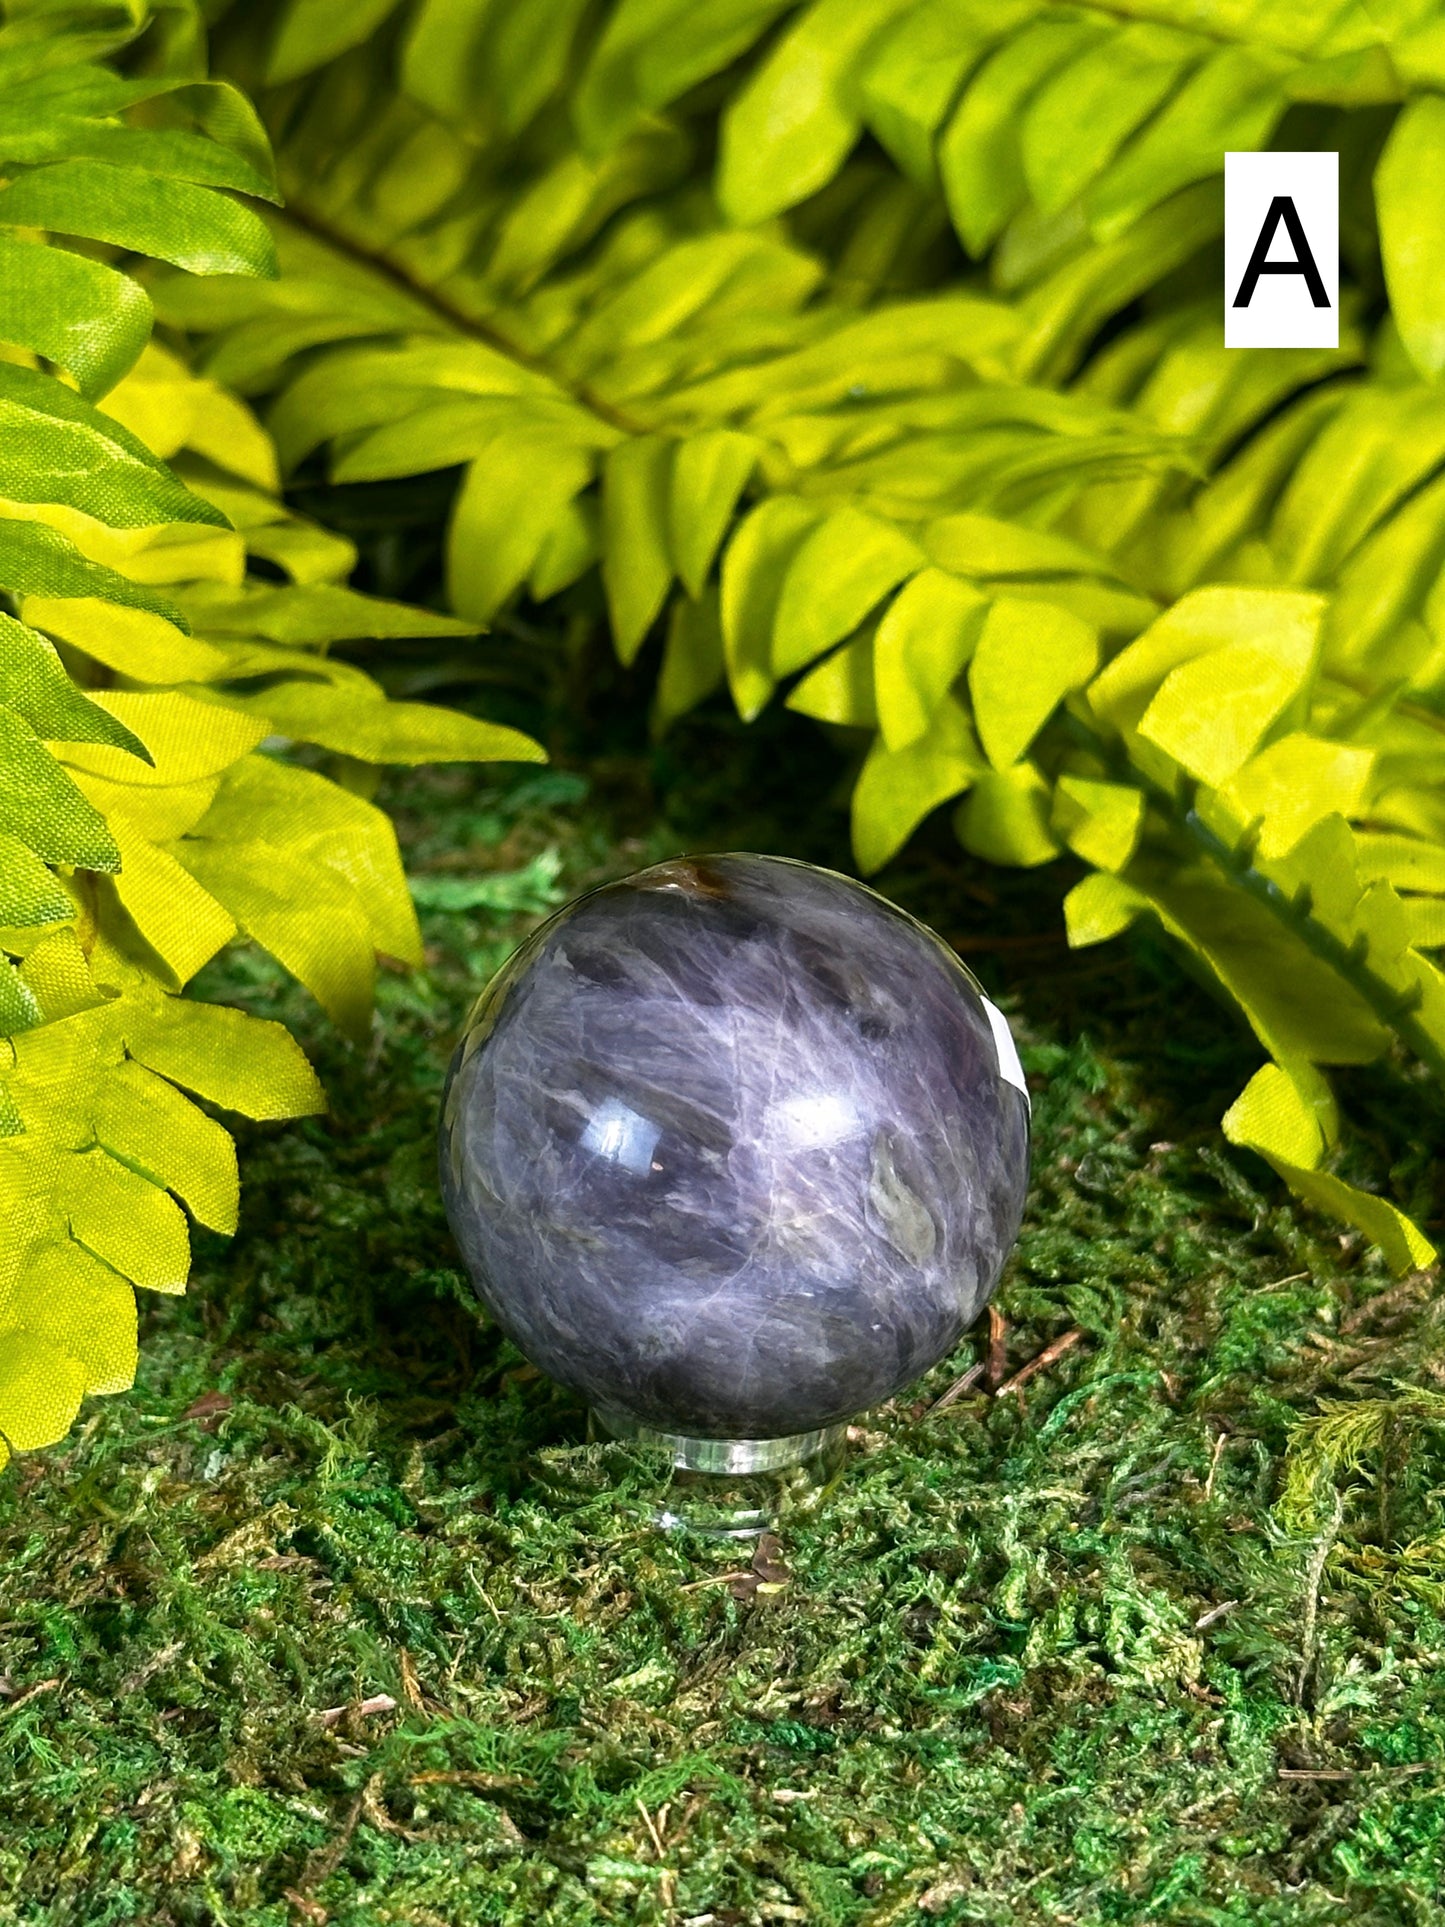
[1232,195,1329,309]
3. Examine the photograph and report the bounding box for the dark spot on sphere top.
[439,852,1031,1439]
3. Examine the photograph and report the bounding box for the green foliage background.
[4,3,1445,1466]
[188,0,1445,1282]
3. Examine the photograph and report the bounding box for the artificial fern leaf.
[91,1058,240,1236]
[0,156,278,276]
[187,650,545,766]
[448,437,593,622]
[198,755,423,968]
[0,612,153,757]
[25,597,231,685]
[1078,45,1288,243]
[572,0,798,157]
[873,569,987,753]
[1376,95,1445,381]
[0,959,42,1035]
[0,360,229,529]
[16,926,107,1023]
[1353,834,1445,894]
[771,507,922,679]
[104,340,281,487]
[1222,1051,1435,1274]
[1051,776,1144,873]
[264,0,408,85]
[857,0,994,191]
[1137,642,1310,790]
[1021,23,1198,219]
[1064,871,1148,948]
[1216,736,1375,862]
[668,430,758,600]
[720,496,826,722]
[1222,1060,1336,1174]
[602,435,675,664]
[852,695,985,875]
[0,705,121,871]
[172,581,476,645]
[104,813,238,989]
[1122,858,1394,1072]
[0,229,152,399]
[117,985,327,1122]
[653,588,726,735]
[9,1242,136,1394]
[62,688,269,788]
[1090,588,1322,737]
[177,834,378,1041]
[956,759,1059,867]
[0,1339,86,1460]
[1238,1154,1435,1277]
[718,0,916,225]
[0,515,190,621]
[59,1147,192,1295]
[967,596,1098,771]
[0,832,73,927]
[0,13,553,1470]
[786,630,878,728]
[94,1055,240,1233]
[1270,388,1445,586]
[940,16,1106,256]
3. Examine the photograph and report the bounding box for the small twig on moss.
[0,1677,59,1712]
[407,1771,522,1789]
[986,1306,1008,1390]
[297,1782,368,1896]
[635,1796,667,1860]
[361,1778,422,1841]
[1203,1427,1230,1502]
[928,1361,985,1414]
[1340,1271,1433,1334]
[399,1648,424,1711]
[994,1329,1085,1399]
[1194,1598,1241,1630]
[1279,1764,1432,1781]
[317,1693,396,1727]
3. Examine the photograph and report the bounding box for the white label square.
[1225,151,1338,349]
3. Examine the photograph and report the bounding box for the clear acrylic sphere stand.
[588,1408,850,1539]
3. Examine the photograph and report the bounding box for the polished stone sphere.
[439,853,1030,1441]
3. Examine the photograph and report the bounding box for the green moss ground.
[4,701,1445,1927]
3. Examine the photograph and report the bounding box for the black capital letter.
[1232,195,1330,309]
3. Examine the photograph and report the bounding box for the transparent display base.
[589,1408,849,1539]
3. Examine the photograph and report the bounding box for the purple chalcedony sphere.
[439,853,1030,1441]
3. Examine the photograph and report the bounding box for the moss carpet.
[4,705,1444,1927]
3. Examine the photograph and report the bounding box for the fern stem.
[1324,668,1445,740]
[1178,804,1445,1084]
[1059,712,1445,1082]
[273,202,652,440]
